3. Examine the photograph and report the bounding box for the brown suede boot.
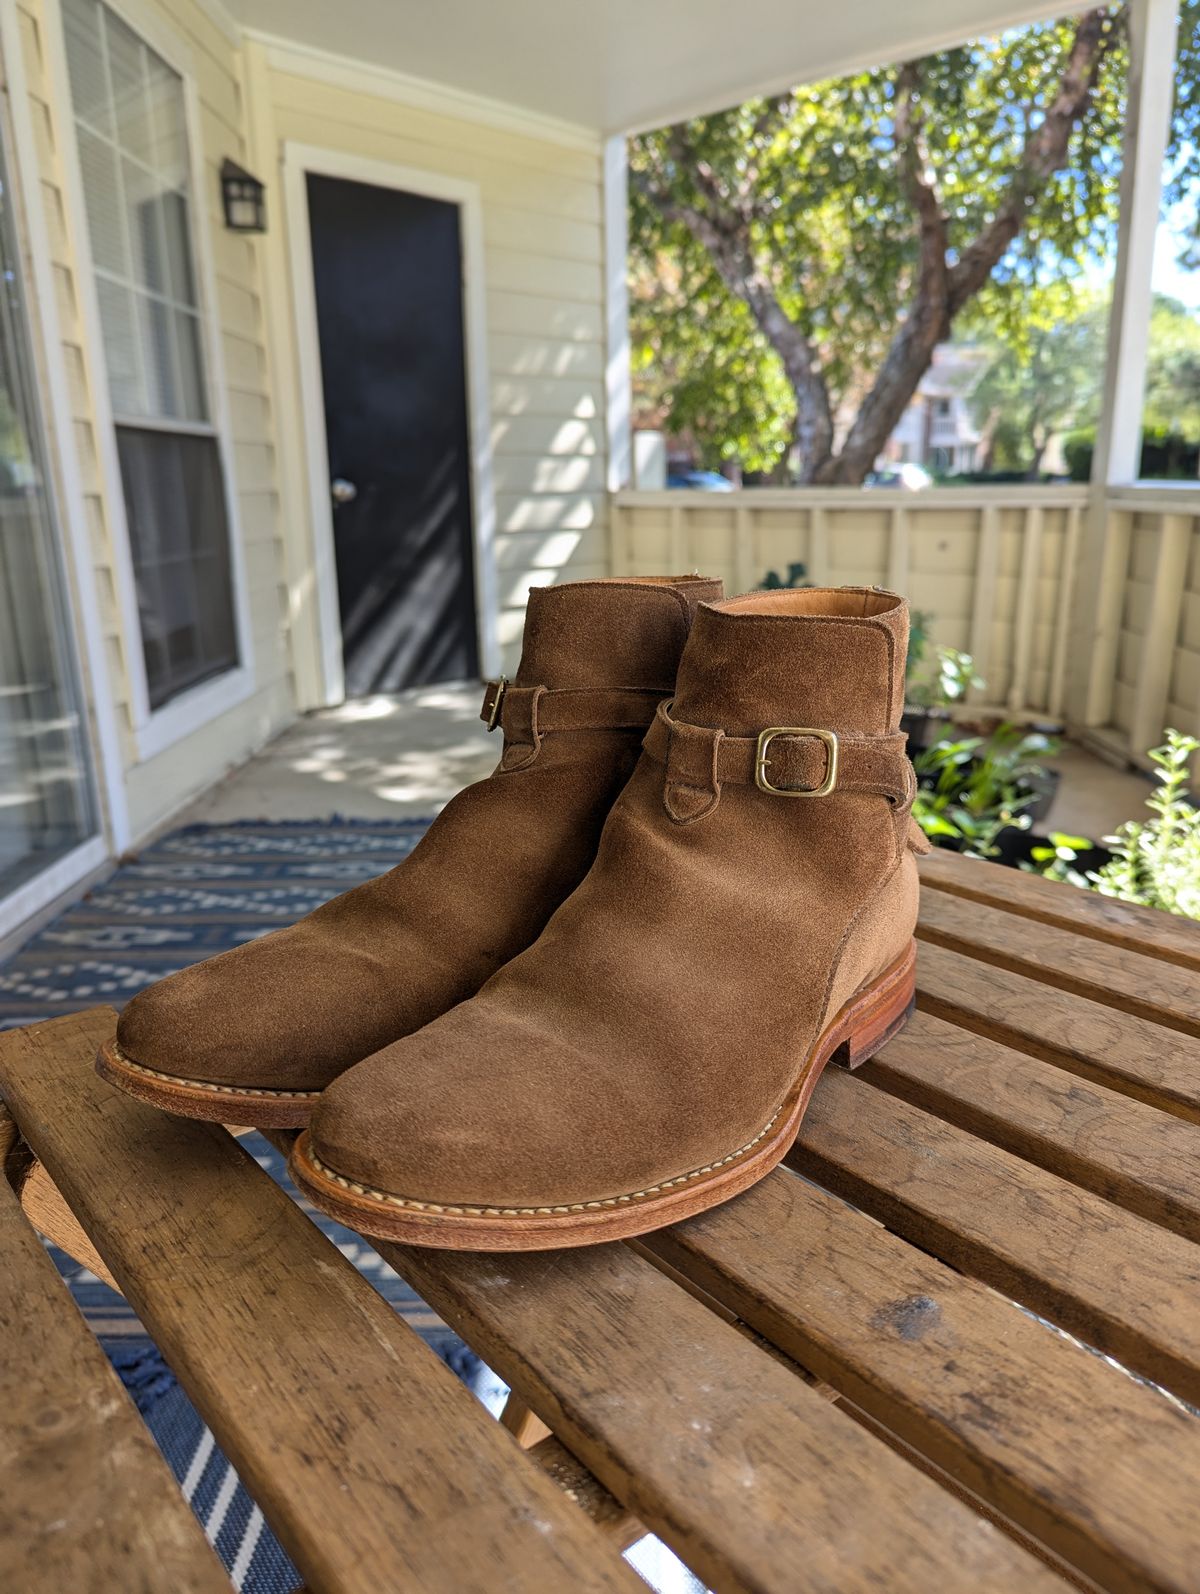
[291,586,923,1247]
[97,576,722,1127]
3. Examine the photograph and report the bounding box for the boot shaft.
[672,586,908,738]
[515,576,723,694]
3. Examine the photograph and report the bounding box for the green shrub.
[1089,731,1200,919]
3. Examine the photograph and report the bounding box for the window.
[0,116,98,898]
[934,398,952,419]
[62,0,238,709]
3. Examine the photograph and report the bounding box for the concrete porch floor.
[179,682,1154,843]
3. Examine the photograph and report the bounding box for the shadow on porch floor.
[179,683,1154,847]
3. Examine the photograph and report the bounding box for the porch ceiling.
[232,0,1065,137]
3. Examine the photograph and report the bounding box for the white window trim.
[281,141,500,703]
[43,0,256,761]
[0,836,110,954]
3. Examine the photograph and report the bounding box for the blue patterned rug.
[0,819,507,1590]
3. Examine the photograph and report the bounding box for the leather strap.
[481,680,667,771]
[642,699,913,822]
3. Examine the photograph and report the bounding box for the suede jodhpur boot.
[96,576,723,1128]
[290,586,923,1247]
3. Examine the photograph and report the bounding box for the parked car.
[865,463,933,490]
[666,469,735,491]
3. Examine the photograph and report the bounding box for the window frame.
[48,0,254,760]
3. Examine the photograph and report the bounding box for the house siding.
[4,2,612,920]
[12,0,293,845]
[254,57,610,672]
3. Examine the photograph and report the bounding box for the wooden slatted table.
[4,846,1200,1593]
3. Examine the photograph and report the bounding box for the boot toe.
[117,965,229,1083]
[116,930,361,1093]
[305,1004,704,1214]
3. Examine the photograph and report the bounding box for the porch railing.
[611,485,1200,774]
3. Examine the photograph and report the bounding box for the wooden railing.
[1083,486,1200,772]
[611,485,1200,773]
[612,487,1088,720]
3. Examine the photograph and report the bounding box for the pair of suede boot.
[98,576,922,1250]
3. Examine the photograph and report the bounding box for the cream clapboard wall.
[248,45,610,677]
[13,0,293,843]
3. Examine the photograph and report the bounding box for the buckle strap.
[642,699,912,822]
[481,679,667,770]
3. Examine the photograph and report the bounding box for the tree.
[631,8,1146,483]
[969,284,1107,477]
[1142,294,1200,440]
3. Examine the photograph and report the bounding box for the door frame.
[282,142,500,703]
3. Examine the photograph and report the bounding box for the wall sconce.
[220,159,266,233]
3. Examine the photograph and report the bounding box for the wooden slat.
[863,1008,1200,1239]
[918,886,1200,1036]
[790,1066,1200,1408]
[0,1177,233,1594]
[918,848,1200,972]
[650,1164,1200,1593]
[1048,505,1082,717]
[916,939,1200,1121]
[1007,503,1042,713]
[359,1220,1066,1592]
[0,1011,642,1594]
[1130,513,1192,758]
[967,504,1001,706]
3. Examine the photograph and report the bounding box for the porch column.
[1067,0,1179,728]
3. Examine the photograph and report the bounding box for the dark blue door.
[307,173,478,695]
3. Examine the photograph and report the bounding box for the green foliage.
[906,643,983,709]
[1142,295,1200,440]
[757,561,811,590]
[1063,424,1200,481]
[913,725,1060,858]
[906,611,934,675]
[1025,732,1200,918]
[1027,832,1097,888]
[966,284,1107,475]
[629,259,796,472]
[630,8,1137,469]
[1091,731,1200,918]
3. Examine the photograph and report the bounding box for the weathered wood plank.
[368,1234,1066,1594]
[916,939,1200,1121]
[651,1164,1200,1593]
[863,1008,1200,1238]
[918,847,1200,973]
[0,1177,233,1594]
[918,887,1200,1036]
[0,1011,643,1594]
[790,1066,1200,1408]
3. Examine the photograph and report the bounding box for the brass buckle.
[484,676,508,732]
[754,727,839,797]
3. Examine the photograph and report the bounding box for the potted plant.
[913,723,1062,860]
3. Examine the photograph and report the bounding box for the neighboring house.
[878,345,988,475]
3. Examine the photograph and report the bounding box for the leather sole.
[288,940,917,1251]
[95,1040,320,1129]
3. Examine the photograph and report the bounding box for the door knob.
[331,477,358,504]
